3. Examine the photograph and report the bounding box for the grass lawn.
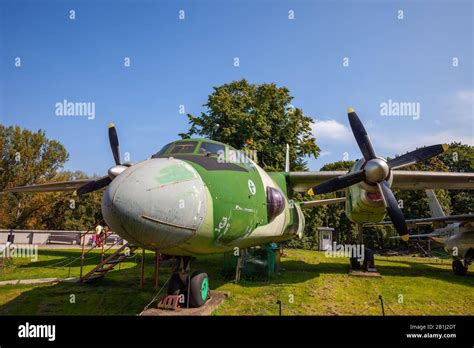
[0,248,472,315]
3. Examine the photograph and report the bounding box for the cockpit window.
[199,142,225,155]
[153,142,173,157]
[169,141,198,154]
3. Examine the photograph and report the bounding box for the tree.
[288,161,355,250]
[179,79,320,171]
[0,125,68,229]
[36,171,104,231]
[438,143,474,215]
[0,125,103,230]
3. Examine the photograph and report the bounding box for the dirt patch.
[348,269,382,278]
[142,291,229,316]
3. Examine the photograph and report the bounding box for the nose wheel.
[165,257,210,308]
[188,271,210,307]
[349,249,376,272]
[452,259,468,276]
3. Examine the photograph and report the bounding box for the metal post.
[378,295,385,316]
[276,300,282,316]
[100,239,104,262]
[79,232,86,282]
[186,273,191,310]
[154,252,160,291]
[140,248,145,289]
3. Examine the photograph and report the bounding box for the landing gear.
[452,259,468,276]
[362,249,376,272]
[189,271,210,307]
[164,257,210,308]
[167,273,185,295]
[349,257,361,270]
[349,248,377,272]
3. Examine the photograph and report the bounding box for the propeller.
[307,108,448,240]
[108,123,121,165]
[75,123,128,196]
[76,176,111,196]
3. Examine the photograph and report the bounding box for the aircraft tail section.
[425,189,445,218]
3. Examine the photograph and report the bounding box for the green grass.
[0,248,472,315]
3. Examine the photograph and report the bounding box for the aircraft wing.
[286,171,347,192]
[299,197,346,208]
[390,232,442,239]
[287,171,474,192]
[366,214,474,228]
[0,179,93,194]
[391,171,474,190]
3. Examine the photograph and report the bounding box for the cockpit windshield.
[153,142,173,157]
[169,141,198,154]
[152,141,197,158]
[198,142,225,155]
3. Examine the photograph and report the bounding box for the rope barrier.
[137,276,171,316]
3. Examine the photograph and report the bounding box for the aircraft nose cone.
[101,158,208,250]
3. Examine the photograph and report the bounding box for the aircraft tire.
[167,273,184,295]
[350,257,361,270]
[363,249,375,270]
[452,260,467,276]
[189,271,209,307]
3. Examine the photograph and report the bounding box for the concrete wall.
[0,230,123,245]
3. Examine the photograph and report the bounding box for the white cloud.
[312,119,352,141]
[456,89,474,104]
[373,89,474,155]
[443,89,474,124]
[320,151,331,157]
[375,130,473,155]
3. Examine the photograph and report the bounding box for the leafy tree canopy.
[0,125,102,230]
[179,79,320,171]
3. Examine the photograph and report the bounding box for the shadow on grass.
[17,249,116,269]
[374,259,474,286]
[0,253,327,314]
[0,266,157,315]
[2,249,471,315]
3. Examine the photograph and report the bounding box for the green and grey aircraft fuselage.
[101,139,304,256]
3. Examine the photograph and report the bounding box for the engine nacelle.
[345,159,389,224]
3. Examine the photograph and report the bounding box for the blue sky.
[1,0,472,175]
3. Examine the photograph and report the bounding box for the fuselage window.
[267,186,285,222]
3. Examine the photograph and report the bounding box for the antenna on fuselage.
[285,144,290,172]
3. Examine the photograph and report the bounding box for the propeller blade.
[387,144,449,170]
[108,123,121,165]
[76,176,111,196]
[347,108,377,161]
[377,180,409,241]
[307,170,365,195]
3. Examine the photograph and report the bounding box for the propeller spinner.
[308,108,448,241]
